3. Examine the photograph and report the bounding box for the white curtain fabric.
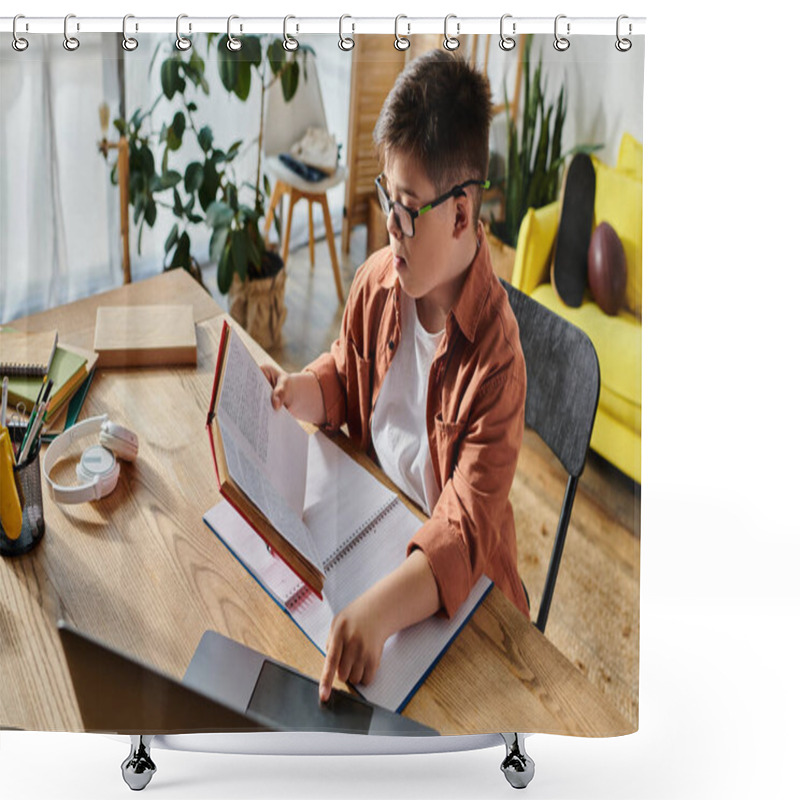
[1,34,120,321]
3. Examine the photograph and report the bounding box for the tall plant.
[106,35,310,292]
[491,36,600,249]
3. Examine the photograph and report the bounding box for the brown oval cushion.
[588,222,627,316]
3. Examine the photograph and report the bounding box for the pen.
[1,376,7,428]
[17,401,47,465]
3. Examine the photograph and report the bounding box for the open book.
[206,322,492,710]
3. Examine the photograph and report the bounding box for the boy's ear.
[452,193,471,237]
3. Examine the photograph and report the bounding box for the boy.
[262,50,529,703]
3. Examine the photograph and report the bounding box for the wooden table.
[0,270,633,737]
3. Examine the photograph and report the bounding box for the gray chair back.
[501,279,601,632]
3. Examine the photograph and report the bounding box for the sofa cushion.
[531,284,641,432]
[510,201,560,295]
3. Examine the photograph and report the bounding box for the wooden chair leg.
[308,200,315,269]
[282,188,298,266]
[320,193,345,305]
[342,212,351,255]
[264,182,284,245]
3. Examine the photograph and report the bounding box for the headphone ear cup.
[99,422,138,462]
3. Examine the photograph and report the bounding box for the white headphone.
[43,414,138,504]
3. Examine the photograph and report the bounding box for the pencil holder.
[0,423,45,557]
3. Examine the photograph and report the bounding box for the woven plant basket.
[229,269,287,350]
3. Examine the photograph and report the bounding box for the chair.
[501,279,601,634]
[262,53,346,304]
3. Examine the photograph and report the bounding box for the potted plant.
[103,34,311,349]
[487,36,600,280]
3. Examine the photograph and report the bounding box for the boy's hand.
[319,592,389,703]
[261,363,295,411]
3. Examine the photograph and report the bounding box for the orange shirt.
[305,229,529,619]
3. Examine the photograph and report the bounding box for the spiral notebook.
[0,328,58,377]
[204,499,491,713]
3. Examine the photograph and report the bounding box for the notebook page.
[303,431,403,574]
[217,329,320,570]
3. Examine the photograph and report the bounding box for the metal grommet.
[12,14,29,52]
[226,15,242,51]
[394,15,410,51]
[283,15,299,52]
[615,15,632,52]
[63,13,80,52]
[443,14,460,51]
[553,14,570,52]
[338,15,355,51]
[499,14,515,51]
[176,14,192,51]
[122,14,139,52]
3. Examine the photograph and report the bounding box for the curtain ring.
[553,14,570,52]
[12,15,29,52]
[176,14,192,51]
[227,15,242,51]
[122,14,139,52]
[394,15,410,51]
[283,16,299,51]
[443,14,460,51]
[338,15,355,51]
[499,14,515,51]
[63,13,80,52]
[615,15,632,52]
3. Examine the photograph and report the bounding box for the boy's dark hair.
[373,50,492,229]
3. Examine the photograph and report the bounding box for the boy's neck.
[416,226,482,334]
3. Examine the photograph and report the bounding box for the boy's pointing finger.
[319,637,342,704]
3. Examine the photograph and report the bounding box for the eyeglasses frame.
[375,174,490,238]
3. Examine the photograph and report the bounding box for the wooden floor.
[202,227,641,729]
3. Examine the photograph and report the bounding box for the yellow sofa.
[510,134,642,483]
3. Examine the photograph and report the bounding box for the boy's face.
[383,149,473,311]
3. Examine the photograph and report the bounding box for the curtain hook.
[615,15,632,52]
[63,13,80,52]
[122,14,139,52]
[12,14,29,52]
[553,14,570,52]
[443,14,460,51]
[499,14,516,51]
[394,15,410,51]
[283,15,299,51]
[227,15,242,51]
[338,15,355,51]
[176,14,192,51]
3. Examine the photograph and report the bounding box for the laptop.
[57,622,436,737]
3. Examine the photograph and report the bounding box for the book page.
[217,328,320,570]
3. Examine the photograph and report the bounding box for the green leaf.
[217,36,238,93]
[241,35,262,66]
[218,240,234,294]
[198,126,213,153]
[186,101,198,112]
[161,169,182,189]
[280,61,300,102]
[172,188,184,217]
[267,39,285,75]
[210,148,228,167]
[209,224,229,265]
[172,111,186,140]
[144,198,157,227]
[205,201,235,230]
[165,223,179,254]
[198,159,220,210]
[230,228,250,281]
[184,162,204,194]
[226,140,243,161]
[113,118,126,136]
[171,231,191,271]
[161,58,181,100]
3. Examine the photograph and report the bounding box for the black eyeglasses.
[375,174,490,238]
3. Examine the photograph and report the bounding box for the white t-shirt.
[371,289,444,516]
